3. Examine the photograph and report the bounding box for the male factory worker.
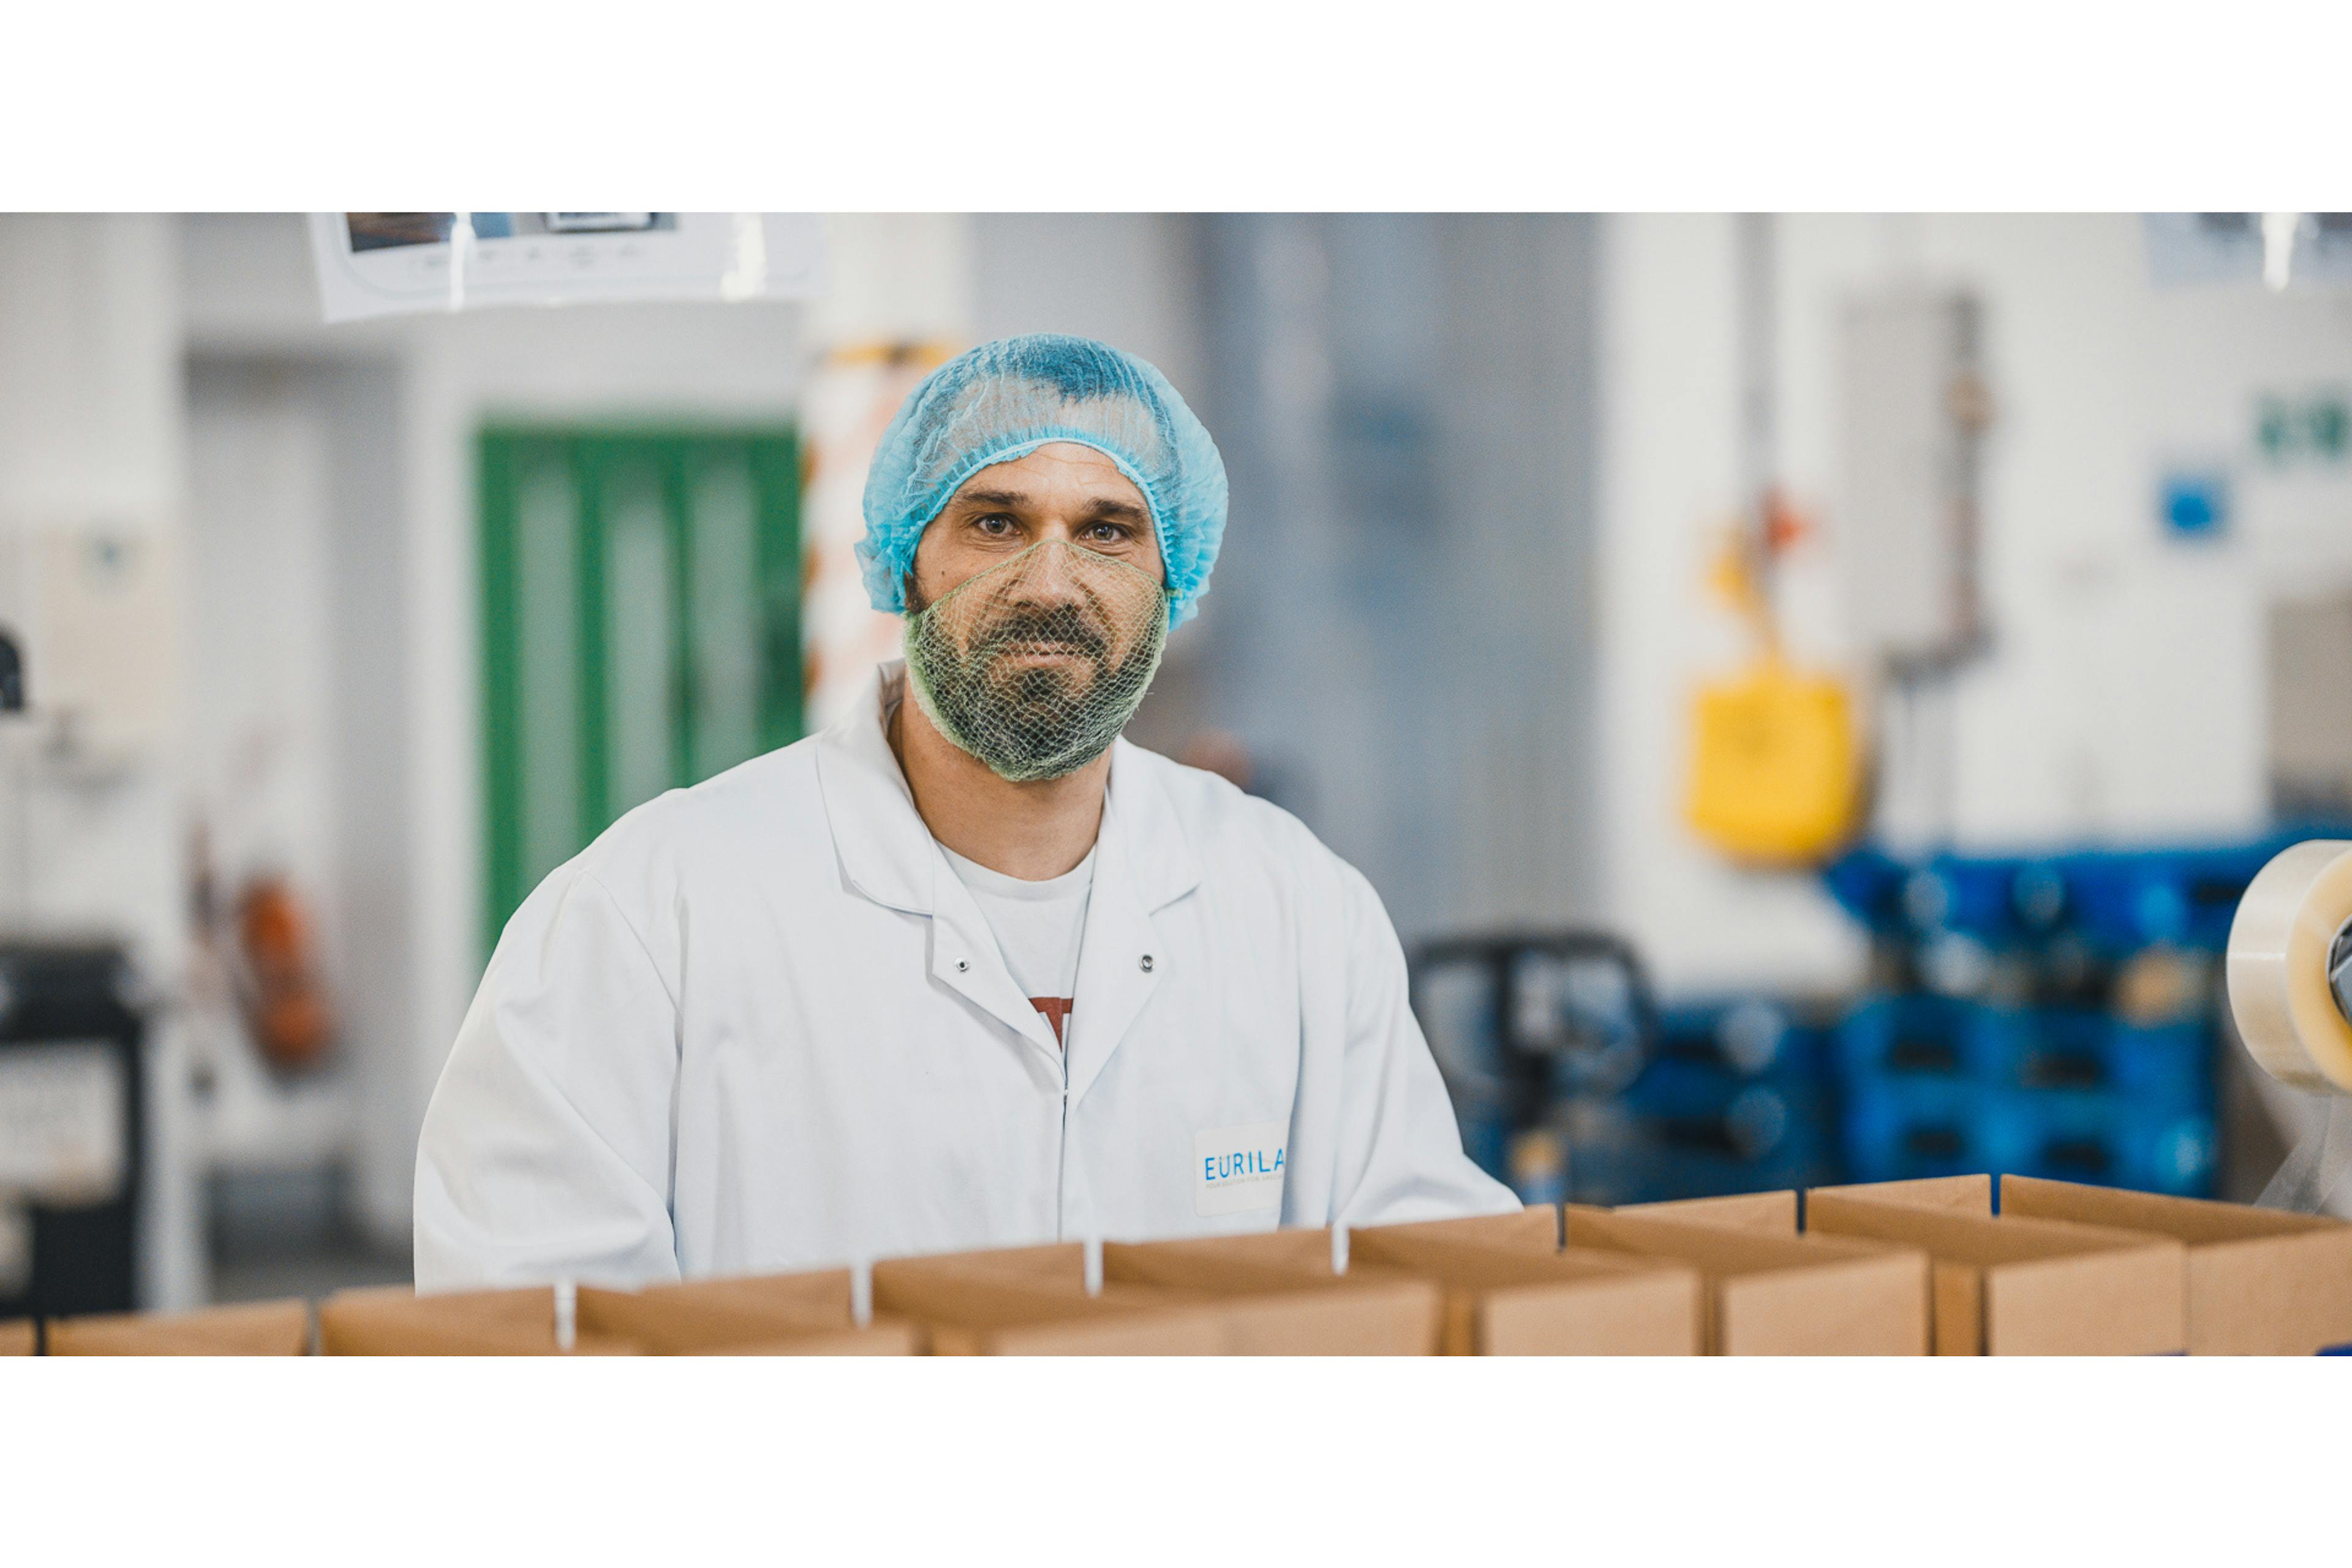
[414,333,1517,1290]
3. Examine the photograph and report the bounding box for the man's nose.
[1012,538,1087,607]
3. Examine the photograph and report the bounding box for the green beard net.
[902,540,1170,783]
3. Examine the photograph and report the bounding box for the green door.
[478,424,802,952]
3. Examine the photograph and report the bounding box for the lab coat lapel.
[1065,742,1202,1107]
[929,856,1067,1064]
[813,662,934,916]
[816,662,1064,1063]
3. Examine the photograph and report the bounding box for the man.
[415,333,1515,1291]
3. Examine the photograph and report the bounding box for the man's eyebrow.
[1084,497,1153,526]
[949,489,1154,528]
[951,488,1031,510]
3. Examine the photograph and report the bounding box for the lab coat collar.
[813,661,1204,920]
[816,662,1204,1087]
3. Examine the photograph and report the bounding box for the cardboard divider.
[641,1268,859,1322]
[1344,1227,1702,1354]
[1616,1191,1799,1233]
[318,1285,638,1356]
[1096,1231,1444,1354]
[3,1317,38,1355]
[1803,1188,2187,1355]
[872,1246,1230,1354]
[574,1284,918,1355]
[1562,1207,1931,1354]
[1997,1175,2352,1355]
[1809,1175,1994,1215]
[1346,1205,1564,1251]
[46,1300,312,1356]
[630,1278,922,1354]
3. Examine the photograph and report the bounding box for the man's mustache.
[973,603,1111,661]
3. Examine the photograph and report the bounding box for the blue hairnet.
[858,334,1229,627]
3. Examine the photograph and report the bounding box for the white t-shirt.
[938,842,1095,1047]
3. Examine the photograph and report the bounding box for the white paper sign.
[0,1041,127,1205]
[309,212,826,322]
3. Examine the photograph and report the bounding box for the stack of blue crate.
[1836,992,2215,1194]
[1568,998,1845,1205]
[1815,832,2323,1198]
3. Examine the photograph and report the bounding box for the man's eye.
[1087,522,1128,541]
[974,515,1014,535]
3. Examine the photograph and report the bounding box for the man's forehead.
[951,442,1148,511]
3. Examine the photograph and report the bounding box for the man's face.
[910,437,1164,594]
[902,442,1171,780]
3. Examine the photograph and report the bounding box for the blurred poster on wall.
[800,342,956,728]
[2143,212,2352,289]
[308,212,824,321]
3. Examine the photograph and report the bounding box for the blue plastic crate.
[2059,849,2260,954]
[1962,1006,2211,1105]
[1913,856,2033,944]
[1821,830,2352,954]
[1838,993,1977,1080]
[1976,1087,2215,1196]
[1841,1073,2215,1196]
[1840,996,2211,1102]
[1842,1074,1990,1182]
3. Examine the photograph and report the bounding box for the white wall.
[1597,213,2352,994]
[970,214,1206,399]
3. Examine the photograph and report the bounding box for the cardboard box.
[1098,1231,1444,1354]
[1344,1226,1702,1354]
[641,1268,861,1322]
[47,1300,311,1356]
[318,1285,638,1356]
[1812,1174,1992,1213]
[1998,1175,2352,1355]
[872,1247,1229,1354]
[1616,1191,1800,1233]
[1804,1183,2187,1355]
[2,1317,36,1355]
[1563,1207,1930,1354]
[575,1283,918,1355]
[1346,1205,1563,1251]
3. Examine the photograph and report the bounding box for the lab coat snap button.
[954,958,969,973]
[1140,954,1155,973]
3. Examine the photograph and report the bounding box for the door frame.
[476,421,802,954]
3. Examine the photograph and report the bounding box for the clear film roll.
[2227,840,2352,1095]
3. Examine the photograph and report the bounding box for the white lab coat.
[414,663,1517,1291]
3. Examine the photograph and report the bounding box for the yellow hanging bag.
[1683,509,1864,864]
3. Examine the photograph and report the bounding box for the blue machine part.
[1564,1088,1837,1205]
[1590,995,1844,1204]
[1653,998,1833,1079]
